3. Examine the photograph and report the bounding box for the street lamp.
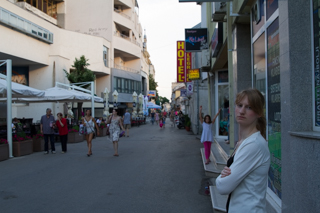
[132,91,137,118]
[138,93,143,116]
[113,90,118,108]
[103,87,110,118]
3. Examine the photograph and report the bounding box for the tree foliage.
[64,55,95,88]
[149,74,158,92]
[159,96,170,104]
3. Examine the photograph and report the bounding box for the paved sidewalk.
[0,119,212,213]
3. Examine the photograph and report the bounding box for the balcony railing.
[114,8,131,20]
[114,31,141,47]
[114,64,140,74]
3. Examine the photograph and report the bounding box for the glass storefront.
[251,0,281,199]
[216,71,229,137]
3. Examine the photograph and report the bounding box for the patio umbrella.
[0,86,103,103]
[0,79,45,98]
[146,102,162,109]
[143,96,148,116]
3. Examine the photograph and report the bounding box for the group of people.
[150,110,167,128]
[199,88,270,212]
[40,108,132,157]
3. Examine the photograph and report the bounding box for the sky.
[137,0,201,99]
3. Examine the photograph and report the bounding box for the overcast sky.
[138,0,201,99]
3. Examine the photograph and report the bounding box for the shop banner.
[177,41,186,82]
[185,28,208,51]
[186,52,192,82]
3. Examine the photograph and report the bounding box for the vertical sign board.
[267,18,281,199]
[313,0,320,128]
[177,41,185,82]
[186,52,192,82]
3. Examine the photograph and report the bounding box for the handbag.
[79,124,87,135]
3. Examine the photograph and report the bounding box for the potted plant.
[185,121,191,131]
[68,125,84,143]
[97,122,107,137]
[0,138,9,161]
[32,130,46,152]
[13,132,33,157]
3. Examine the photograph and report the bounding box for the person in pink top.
[199,106,221,164]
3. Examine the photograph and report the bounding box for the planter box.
[33,137,45,152]
[97,128,107,137]
[68,132,84,143]
[0,143,9,161]
[13,139,33,157]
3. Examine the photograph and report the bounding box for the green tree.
[159,96,170,104]
[64,55,95,87]
[64,55,96,120]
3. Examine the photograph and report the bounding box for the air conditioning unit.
[212,2,227,22]
[201,49,210,70]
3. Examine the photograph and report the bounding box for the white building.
[0,0,155,121]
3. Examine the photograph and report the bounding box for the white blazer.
[216,132,270,213]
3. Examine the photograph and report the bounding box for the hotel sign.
[177,41,186,82]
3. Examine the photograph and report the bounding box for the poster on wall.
[0,67,29,85]
[267,18,281,199]
[177,41,186,82]
[185,28,208,51]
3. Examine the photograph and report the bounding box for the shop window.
[266,0,278,20]
[267,18,281,199]
[103,46,108,67]
[253,33,266,95]
[218,84,229,136]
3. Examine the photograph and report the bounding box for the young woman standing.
[82,109,99,157]
[199,106,222,164]
[108,109,125,156]
[216,88,270,212]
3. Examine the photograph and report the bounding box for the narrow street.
[0,119,213,213]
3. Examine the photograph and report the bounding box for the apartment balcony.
[113,31,141,59]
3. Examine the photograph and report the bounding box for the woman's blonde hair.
[235,88,266,139]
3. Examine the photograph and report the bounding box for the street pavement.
[0,118,213,213]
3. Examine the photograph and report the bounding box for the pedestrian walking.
[123,109,131,137]
[170,110,175,127]
[155,111,159,125]
[56,112,68,153]
[162,111,166,128]
[215,88,270,212]
[199,106,221,164]
[107,109,125,156]
[82,109,99,157]
[150,110,155,125]
[40,108,56,154]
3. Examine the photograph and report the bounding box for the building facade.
[195,0,319,212]
[0,0,154,119]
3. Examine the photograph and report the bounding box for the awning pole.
[7,60,13,158]
[91,81,94,118]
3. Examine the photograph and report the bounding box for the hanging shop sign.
[188,69,201,80]
[185,28,208,52]
[180,89,187,97]
[211,23,223,57]
[148,90,157,97]
[187,82,193,96]
[186,52,192,82]
[177,41,186,82]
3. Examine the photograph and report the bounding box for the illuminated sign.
[186,52,192,82]
[185,28,208,51]
[188,69,201,80]
[177,41,185,82]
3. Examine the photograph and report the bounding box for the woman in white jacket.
[216,88,270,213]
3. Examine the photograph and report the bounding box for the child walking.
[199,106,222,164]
